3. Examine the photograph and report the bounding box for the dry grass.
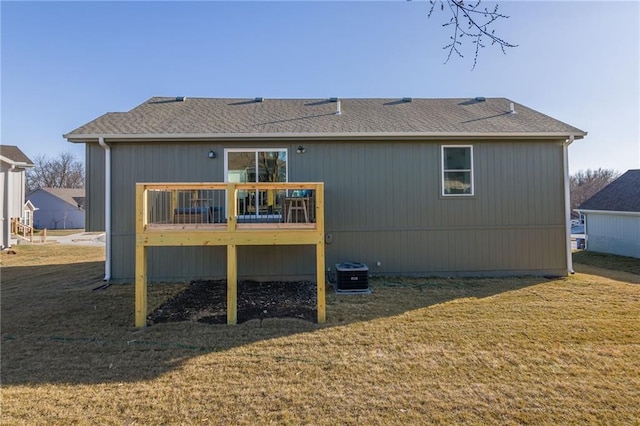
[1,245,639,424]
[573,250,639,276]
[32,228,85,237]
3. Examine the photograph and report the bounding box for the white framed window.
[441,145,474,196]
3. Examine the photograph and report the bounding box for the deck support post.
[226,183,238,325]
[315,183,325,323]
[135,245,147,328]
[227,244,238,325]
[135,183,148,328]
[316,242,326,323]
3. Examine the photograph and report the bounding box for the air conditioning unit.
[335,262,369,292]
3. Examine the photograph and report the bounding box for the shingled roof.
[577,170,640,213]
[64,97,586,142]
[0,145,34,166]
[27,187,86,209]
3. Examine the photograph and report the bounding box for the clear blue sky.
[2,1,638,174]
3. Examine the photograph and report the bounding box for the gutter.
[64,131,588,143]
[575,209,640,217]
[563,135,575,274]
[98,137,111,281]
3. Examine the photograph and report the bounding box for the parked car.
[571,223,586,249]
[571,224,585,235]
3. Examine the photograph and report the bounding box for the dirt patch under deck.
[147,280,317,325]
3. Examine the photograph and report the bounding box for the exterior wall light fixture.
[296,146,306,154]
[208,150,216,159]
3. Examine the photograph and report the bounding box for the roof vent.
[254,97,264,103]
[474,97,486,102]
[402,97,412,103]
[509,102,517,114]
[176,96,187,102]
[336,99,342,115]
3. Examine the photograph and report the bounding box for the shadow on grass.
[1,261,549,386]
[572,252,640,286]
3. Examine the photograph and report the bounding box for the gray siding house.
[1,145,34,249]
[26,187,85,230]
[576,170,640,258]
[64,97,586,282]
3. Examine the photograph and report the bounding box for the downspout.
[563,135,575,274]
[582,213,588,250]
[98,137,111,281]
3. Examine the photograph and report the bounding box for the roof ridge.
[142,96,514,102]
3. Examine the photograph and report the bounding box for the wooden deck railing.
[11,218,34,242]
[135,182,325,328]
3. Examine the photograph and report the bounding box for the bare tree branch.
[570,168,620,215]
[26,152,85,193]
[428,0,517,69]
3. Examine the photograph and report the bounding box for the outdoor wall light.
[208,150,216,159]
[296,146,306,154]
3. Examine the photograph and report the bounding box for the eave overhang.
[575,209,640,217]
[0,155,34,168]
[64,131,587,143]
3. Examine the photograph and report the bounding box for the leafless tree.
[427,0,517,69]
[26,151,85,193]
[570,168,620,215]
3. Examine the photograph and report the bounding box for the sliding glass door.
[225,149,288,220]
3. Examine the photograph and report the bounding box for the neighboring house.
[21,200,38,228]
[64,97,586,282]
[0,145,34,249]
[26,187,86,230]
[576,170,640,258]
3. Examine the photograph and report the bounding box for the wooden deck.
[135,182,325,328]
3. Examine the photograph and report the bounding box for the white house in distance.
[576,169,640,259]
[26,187,85,230]
[0,145,34,249]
